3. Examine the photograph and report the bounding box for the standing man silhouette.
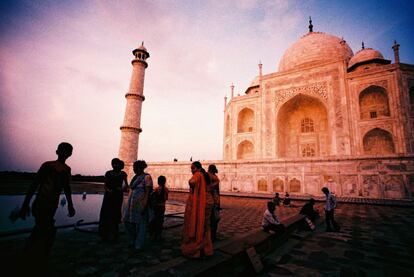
[19,142,76,272]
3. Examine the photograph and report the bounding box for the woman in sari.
[181,161,214,258]
[123,160,153,251]
[99,158,128,242]
[208,164,220,242]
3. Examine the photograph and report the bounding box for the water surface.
[0,194,184,234]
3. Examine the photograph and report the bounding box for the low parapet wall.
[147,155,414,200]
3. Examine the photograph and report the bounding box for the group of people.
[121,159,171,250]
[272,192,292,206]
[18,142,222,272]
[18,141,342,274]
[181,162,221,258]
[263,187,340,234]
[99,158,222,257]
[97,158,170,246]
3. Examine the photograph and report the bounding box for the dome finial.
[308,16,313,32]
[362,41,365,49]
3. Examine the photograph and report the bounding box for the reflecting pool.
[0,194,185,234]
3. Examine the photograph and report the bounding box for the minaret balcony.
[125,93,145,101]
[120,126,142,133]
[131,58,148,68]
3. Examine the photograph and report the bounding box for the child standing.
[150,175,169,241]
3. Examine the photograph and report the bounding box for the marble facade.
[122,26,414,199]
[147,156,414,199]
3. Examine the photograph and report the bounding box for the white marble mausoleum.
[121,23,414,199]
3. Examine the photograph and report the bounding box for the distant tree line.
[72,174,104,182]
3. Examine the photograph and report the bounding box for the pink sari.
[181,171,213,258]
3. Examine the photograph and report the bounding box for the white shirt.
[325,192,337,211]
[262,209,281,227]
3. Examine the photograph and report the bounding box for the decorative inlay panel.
[274,82,328,108]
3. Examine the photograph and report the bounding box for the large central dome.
[278,32,354,72]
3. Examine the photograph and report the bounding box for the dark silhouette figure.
[208,164,220,242]
[299,198,319,223]
[149,175,169,241]
[262,202,285,233]
[99,158,128,242]
[283,192,291,206]
[272,192,281,206]
[322,187,340,232]
[19,142,75,274]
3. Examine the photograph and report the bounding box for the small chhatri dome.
[138,41,147,52]
[249,76,260,87]
[132,41,150,59]
[245,76,260,94]
[348,47,389,71]
[278,32,354,72]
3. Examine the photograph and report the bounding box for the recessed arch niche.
[363,128,395,155]
[359,85,390,119]
[237,108,254,133]
[237,140,254,159]
[277,94,329,158]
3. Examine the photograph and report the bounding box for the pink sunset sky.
[1,0,413,175]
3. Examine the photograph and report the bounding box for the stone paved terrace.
[260,204,414,276]
[1,192,413,276]
[0,193,300,276]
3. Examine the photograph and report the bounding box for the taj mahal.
[118,21,414,200]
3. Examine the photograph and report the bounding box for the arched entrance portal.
[277,94,329,158]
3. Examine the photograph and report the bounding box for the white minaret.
[119,42,149,178]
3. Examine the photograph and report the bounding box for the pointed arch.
[359,85,390,120]
[289,178,301,193]
[237,108,254,133]
[363,128,395,155]
[257,178,268,192]
[277,94,329,158]
[237,140,254,159]
[272,178,284,192]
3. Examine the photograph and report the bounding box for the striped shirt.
[325,192,337,211]
[262,209,281,228]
